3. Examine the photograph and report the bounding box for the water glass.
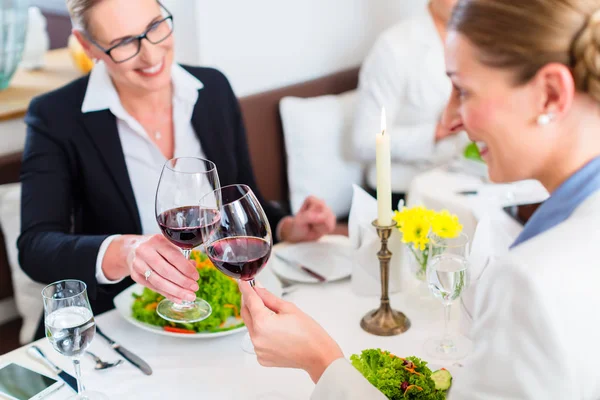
[42,280,108,400]
[424,233,472,360]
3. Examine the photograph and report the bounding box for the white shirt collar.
[81,61,204,114]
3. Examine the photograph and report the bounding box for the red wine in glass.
[200,184,272,354]
[157,206,220,249]
[206,236,271,281]
[154,157,220,324]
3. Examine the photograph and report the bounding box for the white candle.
[376,107,392,226]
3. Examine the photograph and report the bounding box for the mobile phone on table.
[0,363,64,400]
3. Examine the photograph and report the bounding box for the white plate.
[268,235,353,283]
[113,267,282,339]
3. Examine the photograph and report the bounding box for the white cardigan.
[313,190,600,399]
[352,9,469,193]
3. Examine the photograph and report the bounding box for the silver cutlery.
[85,351,124,370]
[27,345,78,392]
[95,327,152,375]
[278,276,298,296]
[274,253,327,282]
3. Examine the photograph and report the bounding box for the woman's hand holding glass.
[238,281,344,383]
[127,234,200,304]
[99,234,200,305]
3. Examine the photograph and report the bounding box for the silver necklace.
[154,131,162,140]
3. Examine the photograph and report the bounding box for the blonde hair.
[449,0,600,103]
[66,0,102,32]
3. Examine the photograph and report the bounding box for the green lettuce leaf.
[350,349,447,399]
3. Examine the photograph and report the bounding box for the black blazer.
[18,66,287,330]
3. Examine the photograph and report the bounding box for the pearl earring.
[537,112,554,126]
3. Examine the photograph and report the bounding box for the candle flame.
[381,107,386,134]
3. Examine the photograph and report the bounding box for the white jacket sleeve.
[352,38,440,164]
[311,358,387,400]
[449,257,574,400]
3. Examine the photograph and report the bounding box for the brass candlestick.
[360,220,411,336]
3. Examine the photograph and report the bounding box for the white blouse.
[352,8,469,193]
[81,61,205,284]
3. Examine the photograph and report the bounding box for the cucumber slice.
[431,369,452,391]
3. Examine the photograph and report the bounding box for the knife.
[274,253,327,282]
[27,345,77,392]
[96,327,153,375]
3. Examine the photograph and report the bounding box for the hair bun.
[573,8,600,102]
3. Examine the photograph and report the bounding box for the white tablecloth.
[2,167,546,399]
[0,279,457,399]
[406,167,549,242]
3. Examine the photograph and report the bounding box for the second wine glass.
[200,184,272,353]
[424,232,472,361]
[155,157,220,323]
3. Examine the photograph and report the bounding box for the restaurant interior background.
[0,0,428,355]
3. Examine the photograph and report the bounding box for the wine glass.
[155,157,220,323]
[200,184,272,353]
[424,232,473,361]
[42,280,108,400]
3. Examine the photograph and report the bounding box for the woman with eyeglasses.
[19,0,337,340]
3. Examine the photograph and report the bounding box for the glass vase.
[0,0,29,91]
[405,244,437,307]
[405,244,428,282]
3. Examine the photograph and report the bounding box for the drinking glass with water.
[424,233,473,361]
[42,280,108,399]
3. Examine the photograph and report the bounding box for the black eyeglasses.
[87,2,174,64]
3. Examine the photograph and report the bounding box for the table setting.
[0,110,548,400]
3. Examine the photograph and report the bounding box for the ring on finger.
[144,268,153,281]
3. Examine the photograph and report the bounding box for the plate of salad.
[113,250,282,338]
[350,349,452,399]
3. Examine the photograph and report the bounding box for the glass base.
[424,334,472,361]
[156,298,212,323]
[68,391,109,400]
[241,333,255,354]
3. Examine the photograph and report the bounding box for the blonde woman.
[19,0,336,340]
[240,0,600,398]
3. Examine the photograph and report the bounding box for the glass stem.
[177,249,194,307]
[73,357,85,394]
[441,304,453,348]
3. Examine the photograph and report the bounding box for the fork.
[85,351,124,370]
[278,276,298,296]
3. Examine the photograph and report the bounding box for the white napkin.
[459,215,517,337]
[348,185,409,296]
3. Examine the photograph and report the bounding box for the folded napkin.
[348,185,412,296]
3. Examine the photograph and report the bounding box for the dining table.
[0,268,460,400]
[0,166,549,399]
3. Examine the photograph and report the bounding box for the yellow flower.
[394,205,462,250]
[399,216,431,251]
[431,210,463,239]
[393,208,408,229]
